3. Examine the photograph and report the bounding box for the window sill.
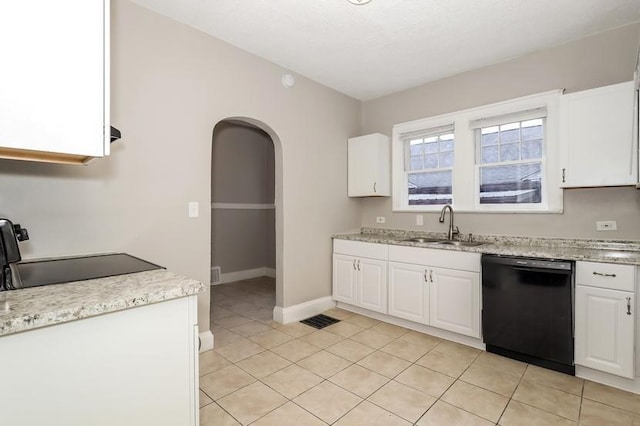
[392,208,564,214]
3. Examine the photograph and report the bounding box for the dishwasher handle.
[482,254,573,271]
[511,265,573,275]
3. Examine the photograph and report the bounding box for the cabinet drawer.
[576,261,635,291]
[388,245,480,272]
[333,239,388,260]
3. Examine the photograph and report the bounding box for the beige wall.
[212,122,275,204]
[212,121,276,274]
[0,0,362,333]
[361,22,640,240]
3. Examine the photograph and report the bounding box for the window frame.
[403,126,455,207]
[391,90,563,213]
[473,116,548,212]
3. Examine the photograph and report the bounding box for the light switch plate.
[188,202,199,218]
[416,215,423,226]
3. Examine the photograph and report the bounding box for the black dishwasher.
[482,254,575,375]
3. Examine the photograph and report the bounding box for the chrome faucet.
[439,204,460,240]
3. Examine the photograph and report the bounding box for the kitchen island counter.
[1,268,203,426]
[0,269,204,336]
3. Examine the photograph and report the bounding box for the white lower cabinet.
[1,295,199,426]
[358,257,388,313]
[387,246,481,338]
[332,240,388,314]
[574,261,636,379]
[429,267,480,338]
[333,254,358,305]
[389,261,429,324]
[575,285,635,378]
[334,241,481,339]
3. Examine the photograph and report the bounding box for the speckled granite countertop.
[333,228,640,266]
[0,269,204,337]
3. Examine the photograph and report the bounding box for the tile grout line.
[577,378,585,425]
[494,362,529,425]
[209,290,638,426]
[502,370,583,423]
[432,349,493,422]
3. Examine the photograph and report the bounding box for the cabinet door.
[575,285,635,378]
[357,258,388,314]
[559,81,636,187]
[348,134,390,197]
[388,261,429,324]
[429,267,480,338]
[333,254,357,304]
[1,297,196,426]
[0,0,108,159]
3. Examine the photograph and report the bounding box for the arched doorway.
[209,117,283,334]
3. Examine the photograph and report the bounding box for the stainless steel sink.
[401,237,486,247]
[402,237,444,243]
[436,240,485,247]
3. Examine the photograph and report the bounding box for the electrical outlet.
[376,216,386,224]
[596,220,617,231]
[416,215,423,226]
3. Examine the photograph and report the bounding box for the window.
[474,116,545,205]
[392,90,562,213]
[402,125,454,205]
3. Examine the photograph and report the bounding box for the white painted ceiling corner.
[131,0,640,101]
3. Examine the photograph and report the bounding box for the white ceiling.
[131,0,640,101]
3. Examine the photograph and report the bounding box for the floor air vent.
[300,314,340,330]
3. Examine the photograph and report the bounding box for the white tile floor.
[201,277,640,425]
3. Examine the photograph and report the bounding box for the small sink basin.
[402,237,444,243]
[436,240,486,247]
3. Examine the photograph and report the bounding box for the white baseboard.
[199,330,214,353]
[576,366,640,394]
[273,296,336,324]
[213,267,276,285]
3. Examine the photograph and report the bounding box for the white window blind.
[469,107,547,130]
[400,123,455,142]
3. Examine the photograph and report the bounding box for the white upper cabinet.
[559,81,636,187]
[348,133,390,197]
[0,0,110,164]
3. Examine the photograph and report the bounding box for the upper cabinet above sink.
[0,0,111,165]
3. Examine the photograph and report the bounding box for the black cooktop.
[12,253,164,289]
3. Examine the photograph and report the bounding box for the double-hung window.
[402,124,455,206]
[471,108,546,208]
[392,90,561,213]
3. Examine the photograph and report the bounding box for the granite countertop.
[0,269,205,337]
[333,228,640,266]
